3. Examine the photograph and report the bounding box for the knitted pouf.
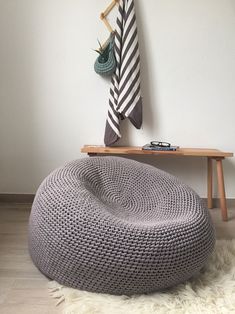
[29,157,215,295]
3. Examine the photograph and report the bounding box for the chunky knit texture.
[29,157,215,295]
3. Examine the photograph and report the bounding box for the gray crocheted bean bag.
[29,157,215,295]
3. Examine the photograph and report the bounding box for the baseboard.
[0,194,35,203]
[201,198,235,208]
[0,194,234,207]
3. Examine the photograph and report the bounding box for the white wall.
[0,0,235,197]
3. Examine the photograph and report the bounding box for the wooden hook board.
[100,0,120,33]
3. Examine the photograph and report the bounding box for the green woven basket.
[94,35,116,76]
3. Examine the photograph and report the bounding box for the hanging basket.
[94,34,116,76]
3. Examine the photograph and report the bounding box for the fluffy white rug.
[49,240,235,314]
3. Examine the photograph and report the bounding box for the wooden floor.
[0,203,235,314]
[0,203,61,314]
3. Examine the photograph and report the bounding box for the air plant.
[94,39,104,55]
[93,39,110,63]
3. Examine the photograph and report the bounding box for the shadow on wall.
[0,1,40,193]
[135,0,157,134]
[121,155,208,197]
[122,154,235,200]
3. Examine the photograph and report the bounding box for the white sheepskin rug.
[49,240,235,314]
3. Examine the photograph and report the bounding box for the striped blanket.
[104,0,142,146]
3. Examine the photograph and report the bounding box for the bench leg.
[216,158,228,221]
[207,157,213,209]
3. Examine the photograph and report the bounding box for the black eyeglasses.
[150,141,171,147]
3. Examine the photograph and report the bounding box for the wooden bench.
[81,145,234,221]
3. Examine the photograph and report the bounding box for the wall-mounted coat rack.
[100,0,120,33]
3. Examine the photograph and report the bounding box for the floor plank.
[0,204,61,313]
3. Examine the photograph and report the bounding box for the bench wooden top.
[81,145,233,158]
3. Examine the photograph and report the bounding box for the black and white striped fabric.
[104,0,142,146]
